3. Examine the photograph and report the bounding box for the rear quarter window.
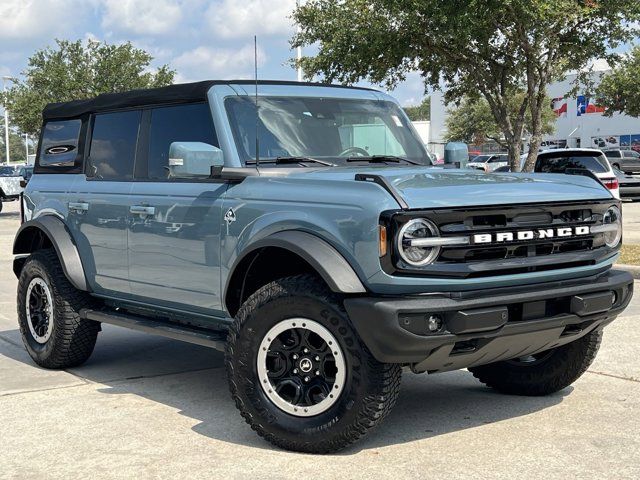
[38,119,82,169]
[535,153,610,174]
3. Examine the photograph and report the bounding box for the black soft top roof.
[42,80,375,121]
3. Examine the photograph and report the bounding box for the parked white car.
[467,153,508,172]
[0,164,32,213]
[533,148,620,199]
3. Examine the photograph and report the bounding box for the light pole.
[2,76,11,165]
[24,133,29,163]
[296,0,303,82]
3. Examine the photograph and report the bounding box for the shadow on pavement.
[0,324,568,454]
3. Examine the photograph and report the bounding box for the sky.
[0,0,427,107]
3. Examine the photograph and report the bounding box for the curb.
[615,263,640,280]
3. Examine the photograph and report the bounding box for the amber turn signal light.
[378,225,387,257]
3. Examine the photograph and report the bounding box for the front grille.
[383,200,618,278]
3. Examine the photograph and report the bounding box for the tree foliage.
[6,39,175,136]
[445,93,556,146]
[403,97,430,121]
[292,0,640,171]
[597,46,640,118]
[0,124,28,164]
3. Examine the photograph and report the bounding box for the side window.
[39,119,82,167]
[628,151,640,159]
[605,151,616,158]
[147,103,218,180]
[88,110,141,180]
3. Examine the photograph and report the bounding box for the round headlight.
[397,218,440,266]
[603,205,622,248]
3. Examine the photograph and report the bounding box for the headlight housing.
[397,218,441,266]
[602,205,622,248]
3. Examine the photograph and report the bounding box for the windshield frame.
[223,95,432,167]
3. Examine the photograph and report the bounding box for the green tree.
[445,93,556,147]
[597,45,640,118]
[292,0,640,171]
[403,97,430,121]
[0,121,28,164]
[6,39,175,136]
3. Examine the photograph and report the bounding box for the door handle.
[68,202,89,213]
[130,205,156,216]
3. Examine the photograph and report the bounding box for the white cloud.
[0,0,87,40]
[173,44,267,81]
[100,0,183,35]
[205,0,296,39]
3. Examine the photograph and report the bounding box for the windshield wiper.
[246,156,335,167]
[346,155,421,165]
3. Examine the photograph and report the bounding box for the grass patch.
[619,244,640,265]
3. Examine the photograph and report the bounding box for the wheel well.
[14,226,54,254]
[12,226,54,277]
[225,247,324,317]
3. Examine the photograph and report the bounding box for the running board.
[80,308,227,351]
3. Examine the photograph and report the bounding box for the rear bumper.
[344,269,633,372]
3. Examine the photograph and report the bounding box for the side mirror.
[19,178,28,188]
[168,142,224,178]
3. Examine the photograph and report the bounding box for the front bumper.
[344,269,633,373]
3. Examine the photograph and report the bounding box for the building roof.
[42,80,376,121]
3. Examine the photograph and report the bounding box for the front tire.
[469,329,602,396]
[226,274,402,453]
[17,249,100,369]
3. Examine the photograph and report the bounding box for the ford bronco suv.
[13,81,633,453]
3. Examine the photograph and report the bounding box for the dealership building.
[426,63,640,158]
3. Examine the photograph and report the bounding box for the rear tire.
[226,274,402,453]
[469,330,602,396]
[17,249,99,369]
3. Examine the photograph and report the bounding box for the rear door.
[66,110,141,295]
[127,102,228,315]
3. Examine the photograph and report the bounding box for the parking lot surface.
[1,200,639,479]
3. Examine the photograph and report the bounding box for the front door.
[126,102,227,315]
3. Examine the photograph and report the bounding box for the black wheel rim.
[25,277,53,344]
[257,319,345,417]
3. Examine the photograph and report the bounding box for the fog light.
[427,315,443,332]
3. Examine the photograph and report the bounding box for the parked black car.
[613,167,640,200]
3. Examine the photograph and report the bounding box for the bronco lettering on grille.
[472,226,590,244]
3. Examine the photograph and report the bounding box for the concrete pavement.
[1,200,639,479]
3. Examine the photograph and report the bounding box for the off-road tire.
[0,201,3,213]
[469,329,602,396]
[17,249,99,368]
[226,274,402,453]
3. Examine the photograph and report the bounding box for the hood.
[286,166,613,209]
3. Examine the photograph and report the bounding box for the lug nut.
[293,368,298,374]
[315,370,320,376]
[304,376,310,382]
[314,355,320,361]
[293,354,298,360]
[303,348,309,353]
[427,315,443,332]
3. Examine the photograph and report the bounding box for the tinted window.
[471,155,491,163]
[39,119,82,167]
[625,150,640,158]
[147,103,217,179]
[535,153,609,174]
[0,166,17,176]
[489,155,506,163]
[88,110,141,180]
[605,150,621,158]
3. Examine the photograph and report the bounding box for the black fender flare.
[13,216,89,292]
[225,231,366,302]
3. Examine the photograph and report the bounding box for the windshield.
[535,152,610,174]
[225,96,431,165]
[0,166,18,176]
[470,155,491,163]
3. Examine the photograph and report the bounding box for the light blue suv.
[13,80,633,452]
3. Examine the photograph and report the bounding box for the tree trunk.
[522,94,547,172]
